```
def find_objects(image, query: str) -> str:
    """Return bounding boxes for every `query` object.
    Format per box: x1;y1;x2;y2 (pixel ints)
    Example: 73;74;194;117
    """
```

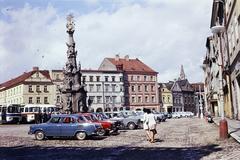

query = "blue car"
28;114;103;140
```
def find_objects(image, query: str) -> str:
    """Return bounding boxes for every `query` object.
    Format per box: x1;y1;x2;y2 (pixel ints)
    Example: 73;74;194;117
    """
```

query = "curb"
213;118;240;143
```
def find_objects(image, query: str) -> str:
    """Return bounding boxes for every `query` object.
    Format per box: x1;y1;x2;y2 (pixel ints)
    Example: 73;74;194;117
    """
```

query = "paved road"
0;118;240;160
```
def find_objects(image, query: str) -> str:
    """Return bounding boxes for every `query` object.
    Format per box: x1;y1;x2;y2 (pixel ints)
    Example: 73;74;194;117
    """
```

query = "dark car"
28;114;103;140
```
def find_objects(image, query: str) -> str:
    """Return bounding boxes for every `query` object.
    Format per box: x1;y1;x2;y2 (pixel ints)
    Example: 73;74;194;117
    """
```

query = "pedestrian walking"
143;108;151;141
147;109;157;143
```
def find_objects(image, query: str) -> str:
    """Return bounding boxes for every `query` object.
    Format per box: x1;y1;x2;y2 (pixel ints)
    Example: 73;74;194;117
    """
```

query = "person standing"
147;109;157;143
143;108;151;141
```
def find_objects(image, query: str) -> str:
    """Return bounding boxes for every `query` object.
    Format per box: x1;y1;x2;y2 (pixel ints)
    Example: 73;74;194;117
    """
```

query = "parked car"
93;112;123;131
172;112;181;118
110;112;141;130
28;114;103;140
80;113;115;136
152;111;167;122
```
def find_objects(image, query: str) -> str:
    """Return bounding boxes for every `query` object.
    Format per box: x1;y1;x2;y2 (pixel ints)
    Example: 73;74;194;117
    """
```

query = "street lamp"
211;24;228;140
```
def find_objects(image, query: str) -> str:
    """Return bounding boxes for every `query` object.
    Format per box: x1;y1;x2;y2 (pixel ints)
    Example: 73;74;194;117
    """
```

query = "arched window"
96;108;103;113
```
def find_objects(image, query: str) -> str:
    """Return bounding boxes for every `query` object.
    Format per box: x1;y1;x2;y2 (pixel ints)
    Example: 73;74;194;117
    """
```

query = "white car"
172;112;181;118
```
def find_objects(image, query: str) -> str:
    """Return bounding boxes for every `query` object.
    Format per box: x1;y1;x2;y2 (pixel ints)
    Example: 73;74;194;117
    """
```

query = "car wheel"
127;122;136;130
97;129;106;136
35;131;45;140
76;131;87;140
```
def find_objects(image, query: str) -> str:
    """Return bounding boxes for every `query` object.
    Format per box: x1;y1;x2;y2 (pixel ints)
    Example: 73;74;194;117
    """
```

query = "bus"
21;104;58;123
0;104;22;124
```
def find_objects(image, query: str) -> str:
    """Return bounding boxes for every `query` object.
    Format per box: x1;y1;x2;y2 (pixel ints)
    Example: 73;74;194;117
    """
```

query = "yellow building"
0;67;55;105
159;82;173;112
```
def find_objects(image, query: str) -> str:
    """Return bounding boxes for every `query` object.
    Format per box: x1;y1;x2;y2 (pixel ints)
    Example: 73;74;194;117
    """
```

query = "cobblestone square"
0;118;240;160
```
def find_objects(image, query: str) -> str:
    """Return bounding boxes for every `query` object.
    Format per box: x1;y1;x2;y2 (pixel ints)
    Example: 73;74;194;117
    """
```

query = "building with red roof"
0;67;55;105
99;55;160;111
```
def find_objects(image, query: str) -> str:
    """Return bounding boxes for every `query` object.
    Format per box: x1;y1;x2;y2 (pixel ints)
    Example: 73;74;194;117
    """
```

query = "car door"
61;116;78;136
44;117;61;136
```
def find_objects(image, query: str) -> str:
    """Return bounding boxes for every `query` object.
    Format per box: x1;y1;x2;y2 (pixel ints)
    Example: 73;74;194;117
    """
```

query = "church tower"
179;65;186;80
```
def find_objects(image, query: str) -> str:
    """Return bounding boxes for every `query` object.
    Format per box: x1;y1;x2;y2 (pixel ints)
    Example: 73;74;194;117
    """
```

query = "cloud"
0;1;212;84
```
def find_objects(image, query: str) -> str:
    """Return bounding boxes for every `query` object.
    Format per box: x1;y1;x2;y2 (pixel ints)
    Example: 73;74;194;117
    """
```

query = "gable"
25;72;51;82
98;58;117;71
171;82;182;92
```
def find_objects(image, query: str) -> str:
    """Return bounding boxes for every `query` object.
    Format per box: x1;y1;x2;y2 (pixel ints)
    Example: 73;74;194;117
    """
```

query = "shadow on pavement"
0;144;222;160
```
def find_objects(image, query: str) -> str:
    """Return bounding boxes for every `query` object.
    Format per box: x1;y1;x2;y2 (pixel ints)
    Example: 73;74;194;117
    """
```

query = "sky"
0;0;212;84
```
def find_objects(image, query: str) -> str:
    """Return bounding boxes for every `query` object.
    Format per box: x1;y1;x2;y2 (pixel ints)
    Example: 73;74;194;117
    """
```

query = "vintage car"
28;114;103;140
110;112;142;130
93;112;123;131
80;113;115;136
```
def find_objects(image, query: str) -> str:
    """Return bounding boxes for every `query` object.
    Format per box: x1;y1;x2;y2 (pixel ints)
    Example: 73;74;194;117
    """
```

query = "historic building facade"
158;82;174;112
50;69;125;112
99;55;160;111
203;0;240;119
171;66;195;113
226;0;240;119
0;67;55;106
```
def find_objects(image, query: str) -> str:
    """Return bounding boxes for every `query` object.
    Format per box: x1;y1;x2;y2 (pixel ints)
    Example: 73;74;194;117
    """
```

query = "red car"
80;113;113;136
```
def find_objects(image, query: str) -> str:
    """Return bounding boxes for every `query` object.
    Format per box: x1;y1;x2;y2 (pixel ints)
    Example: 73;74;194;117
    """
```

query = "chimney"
33;67;39;71
124;55;129;61
115;54;120;61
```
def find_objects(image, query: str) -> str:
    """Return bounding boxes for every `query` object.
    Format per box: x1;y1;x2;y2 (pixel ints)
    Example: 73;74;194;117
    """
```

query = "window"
137;76;140;81
105;84;109;92
152;96;155;103
36;85;40;92
112;85;116;92
89;84;94;92
89;96;95;104
138;85;141;92
44;97;48;104
29;97;33;104
56;74;60;80
145;85;148;92
105;76;109;82
63;117;75;123
96;76;100;82
138;96;142;103
131;76;134;81
151;85;154;92
112;76;115;82
36;97;41;104
112;96;117;104
82;76;86;83
44;85;48;92
144;76;147;81
120;76;123;82
28;85;33;92
131;85;135;92
50;117;60;123
168;96;170;103
132;96;135;103
163;96;165;103
89;76;93;82
145;96;149;103
106;96;110;103
57;96;60;103
96;84;101;92
97;96;102;103
150;76;153;81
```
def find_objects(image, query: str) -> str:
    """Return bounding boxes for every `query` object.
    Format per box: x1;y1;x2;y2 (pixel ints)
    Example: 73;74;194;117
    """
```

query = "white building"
50;69;125;112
